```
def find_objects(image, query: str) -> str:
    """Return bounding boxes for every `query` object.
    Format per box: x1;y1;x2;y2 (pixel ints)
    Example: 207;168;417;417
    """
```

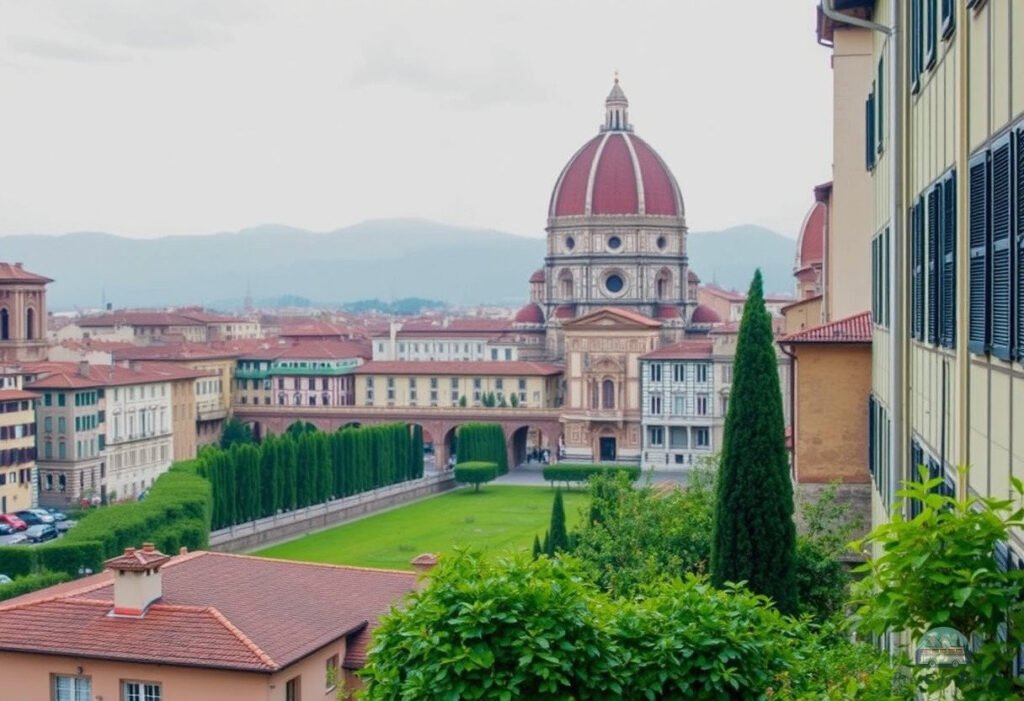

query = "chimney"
409;553;438;590
78;360;90;378
105;543;171;617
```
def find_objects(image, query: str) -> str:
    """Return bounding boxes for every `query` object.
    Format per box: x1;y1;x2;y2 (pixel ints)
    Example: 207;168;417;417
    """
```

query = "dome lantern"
602;73;632;133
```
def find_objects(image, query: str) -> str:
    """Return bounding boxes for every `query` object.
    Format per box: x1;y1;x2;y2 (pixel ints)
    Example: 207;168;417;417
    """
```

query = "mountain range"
0;219;796;311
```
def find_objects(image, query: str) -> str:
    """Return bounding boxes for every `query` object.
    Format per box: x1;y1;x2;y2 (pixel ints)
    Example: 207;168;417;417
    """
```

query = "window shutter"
1017;127;1024;362
911;0;922;93
865;93;876;171
909;439;923;519
868;395;876;478
968;150;990;354
927;186;940;344
876;57;884;151
941;0;955;38
911;200;925;340
941;172;957;348
991;135;1013;360
884;228;891;327
925;0;937;68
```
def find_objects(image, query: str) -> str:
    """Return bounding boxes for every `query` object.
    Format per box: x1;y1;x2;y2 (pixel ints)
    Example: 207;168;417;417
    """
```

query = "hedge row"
202;422;424;530
542;464;642;485
0;572;72;602
454;462;498;492
457;423;509;475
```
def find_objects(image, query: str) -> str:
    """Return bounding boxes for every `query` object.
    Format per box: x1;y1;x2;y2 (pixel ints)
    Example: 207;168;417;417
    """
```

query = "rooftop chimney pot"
142;543;155;553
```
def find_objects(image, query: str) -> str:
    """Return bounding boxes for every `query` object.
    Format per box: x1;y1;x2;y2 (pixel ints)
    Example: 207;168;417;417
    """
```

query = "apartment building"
0;371;38;513
234;341;368;408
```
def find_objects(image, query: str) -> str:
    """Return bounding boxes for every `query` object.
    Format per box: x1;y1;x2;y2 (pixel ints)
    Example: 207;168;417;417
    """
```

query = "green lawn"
254;485;586;570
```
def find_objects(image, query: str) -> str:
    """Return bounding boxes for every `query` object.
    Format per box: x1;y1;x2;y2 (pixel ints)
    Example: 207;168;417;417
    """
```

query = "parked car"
2;533;27;545
55;519;77;533
0;574;12;585
0;523;16;536
44;508;67;522
16;509;54;525
24;524;58;543
0;514;27;531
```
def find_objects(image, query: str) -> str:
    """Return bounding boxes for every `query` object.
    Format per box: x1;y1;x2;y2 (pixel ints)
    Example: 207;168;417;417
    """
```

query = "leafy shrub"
36;541;104;578
0;547;34;578
542;463;641;485
0;572;72;602
453;462;498;492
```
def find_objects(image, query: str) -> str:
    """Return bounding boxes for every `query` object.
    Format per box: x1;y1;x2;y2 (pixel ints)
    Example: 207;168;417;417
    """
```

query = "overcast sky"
0;1;832;240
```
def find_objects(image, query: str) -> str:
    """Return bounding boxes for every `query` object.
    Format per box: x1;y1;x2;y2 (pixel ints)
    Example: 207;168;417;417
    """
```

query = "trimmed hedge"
0;547;34;578
36;541;105;578
542;464;642;486
456;423;509;475
454;462;499;492
0;572;72;602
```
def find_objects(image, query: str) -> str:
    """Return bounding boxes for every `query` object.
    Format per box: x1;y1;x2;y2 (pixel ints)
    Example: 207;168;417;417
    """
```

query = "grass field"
254;485;587;570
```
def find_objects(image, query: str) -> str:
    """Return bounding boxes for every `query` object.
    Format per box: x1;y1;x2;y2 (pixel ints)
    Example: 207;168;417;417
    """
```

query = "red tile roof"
0;389;39;402
22;361;179;389
514;303;545;324
529;269;546;283
654;304;681;320
0;551;416;672
640;340;714;360
105;545;171;572
278;322;350;338
690;303;722;324
796;200;827;268
77;312;207;328
354;360;563;376
0;262;52;284
780;310;873;344
113;343;243;361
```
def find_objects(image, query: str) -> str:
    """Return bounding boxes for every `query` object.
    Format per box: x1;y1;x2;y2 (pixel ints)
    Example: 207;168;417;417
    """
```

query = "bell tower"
0;262;52;363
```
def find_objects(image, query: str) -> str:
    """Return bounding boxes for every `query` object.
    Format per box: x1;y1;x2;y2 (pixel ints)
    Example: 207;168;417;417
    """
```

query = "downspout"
956;0;969;500
780;342;797;482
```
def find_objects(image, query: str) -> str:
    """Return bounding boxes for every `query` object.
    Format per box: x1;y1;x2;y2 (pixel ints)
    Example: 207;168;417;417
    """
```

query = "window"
650;394;662;415
285;676;300;701
44;416;52;432
608;235;622;250
605;274;624;294
53;674;91;701
939;172;957;347
990;134;1013;360
58;417;66;433
57;393;65;407
910;0;922;93
911;197;925;340
693;427;710;448
927;185;940;344
864;88;876;170
672;394;685;415
647;426;664;447
669;426;688;449
696;394;709;416
941;0;955;38
601;379;615;409
695;364;709;383
924;0;936;69
123;680;161;701
649;363;662;382
872;228;891;328
876;56;884;153
326;654;340;690
672;363;685;382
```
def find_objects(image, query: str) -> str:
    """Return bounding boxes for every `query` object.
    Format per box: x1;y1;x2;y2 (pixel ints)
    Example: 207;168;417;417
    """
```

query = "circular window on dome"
565;236;575;251
608;235;622;251
656;236;667;250
605;274;625;294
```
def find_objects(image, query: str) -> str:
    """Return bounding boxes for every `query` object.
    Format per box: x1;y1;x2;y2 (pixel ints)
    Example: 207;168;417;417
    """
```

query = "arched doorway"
0;308;8;340
509;425;554;467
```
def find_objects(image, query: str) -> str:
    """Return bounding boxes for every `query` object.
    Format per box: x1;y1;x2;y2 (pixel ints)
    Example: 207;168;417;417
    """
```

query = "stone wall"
209;472;457;553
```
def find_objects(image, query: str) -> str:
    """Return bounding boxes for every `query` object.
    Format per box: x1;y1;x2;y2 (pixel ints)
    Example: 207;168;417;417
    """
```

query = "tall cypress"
548;489;568;554
710;270;797;614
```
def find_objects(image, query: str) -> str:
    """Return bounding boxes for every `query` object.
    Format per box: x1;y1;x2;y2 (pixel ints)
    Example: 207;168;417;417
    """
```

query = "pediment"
563;306;662;331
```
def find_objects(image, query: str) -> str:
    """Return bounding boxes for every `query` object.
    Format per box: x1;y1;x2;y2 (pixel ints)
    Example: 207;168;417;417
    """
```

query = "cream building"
0;371;38;513
103;373;173;500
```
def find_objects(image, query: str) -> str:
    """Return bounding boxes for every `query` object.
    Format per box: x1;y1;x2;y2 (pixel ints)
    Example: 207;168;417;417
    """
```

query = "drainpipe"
779;342;797;481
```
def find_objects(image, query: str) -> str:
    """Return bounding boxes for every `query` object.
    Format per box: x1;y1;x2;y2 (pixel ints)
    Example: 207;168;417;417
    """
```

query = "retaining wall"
209;472;457;552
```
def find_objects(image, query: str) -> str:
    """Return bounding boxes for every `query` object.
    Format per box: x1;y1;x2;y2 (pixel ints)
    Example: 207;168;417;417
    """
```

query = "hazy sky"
0;1;832;240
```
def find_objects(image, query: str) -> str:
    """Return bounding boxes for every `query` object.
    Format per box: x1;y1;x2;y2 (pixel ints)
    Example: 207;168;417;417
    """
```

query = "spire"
602;72;631;132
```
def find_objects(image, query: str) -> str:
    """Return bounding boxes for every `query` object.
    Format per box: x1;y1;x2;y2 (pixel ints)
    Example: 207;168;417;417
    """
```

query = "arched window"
25;308;34;340
58;474;67;492
559;271;573;299
293;392;302;405
655;270;672;300
0;308;8;340
278;392;286;405
322;392;331;405
601;379;615;409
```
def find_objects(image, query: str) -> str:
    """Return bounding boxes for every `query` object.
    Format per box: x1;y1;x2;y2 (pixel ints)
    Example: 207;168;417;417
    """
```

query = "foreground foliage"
360;551;905;700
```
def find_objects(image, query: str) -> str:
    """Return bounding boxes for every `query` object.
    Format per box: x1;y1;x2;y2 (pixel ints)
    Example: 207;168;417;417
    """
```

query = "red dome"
529;269;546;284
514;302;545;324
687;270;700;284
549;132;683;218
795;200;826;271
690;304;722;324
553;304;576;319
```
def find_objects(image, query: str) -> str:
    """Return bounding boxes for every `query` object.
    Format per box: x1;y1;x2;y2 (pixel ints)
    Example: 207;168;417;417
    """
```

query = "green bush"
36;541;105;578
453;461;498;492
0;572;72;602
542;464;641;485
0;547;35;578
456;423;508;475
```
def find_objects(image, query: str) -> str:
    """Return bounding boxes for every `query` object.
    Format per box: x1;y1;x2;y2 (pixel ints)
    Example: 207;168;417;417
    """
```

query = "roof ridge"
0;575;113;612
206;606;279;670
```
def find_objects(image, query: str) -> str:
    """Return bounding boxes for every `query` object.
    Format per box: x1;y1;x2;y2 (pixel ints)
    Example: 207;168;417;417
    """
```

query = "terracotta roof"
641;340;714;360
710;317;787;336
130;362;217;381
105;545;171;572
687;270;700;284
513;303;545;324
278;322;350;338
700;284;746;302
690;303;722;324
113;343;243;362
654;304;681;320
354;360;563;376
529;269;546;283
0;389;39;402
0;262;52;284
77;312;207;328
274;340;370;361
780;310;873;344
0;551;416;673
22;362;176;389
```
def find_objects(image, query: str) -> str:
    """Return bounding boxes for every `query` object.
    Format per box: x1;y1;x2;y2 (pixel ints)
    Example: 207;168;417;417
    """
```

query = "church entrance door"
599;437;617;462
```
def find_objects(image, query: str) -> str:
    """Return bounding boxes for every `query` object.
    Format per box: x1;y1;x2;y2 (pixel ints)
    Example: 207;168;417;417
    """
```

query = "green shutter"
968;150;990;354
940;171;957;348
927;186;940;344
991;134;1013;360
1016;127;1024;362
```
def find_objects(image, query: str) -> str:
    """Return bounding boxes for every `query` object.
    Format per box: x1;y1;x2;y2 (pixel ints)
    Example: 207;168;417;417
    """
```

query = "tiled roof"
780;310;873;344
640;340;714;360
22;362;179;389
690;303;722;324
0;389;40;401
513;303;545;324
0;551;416;672
275;340;370;361
700;284;746;302
529;269;545;283
354;360;564;376
77;312;206;328
113;343;243;361
105;545;171;572
0;262;52;283
278;322;350;337
710;317;787;336
130;362;217;381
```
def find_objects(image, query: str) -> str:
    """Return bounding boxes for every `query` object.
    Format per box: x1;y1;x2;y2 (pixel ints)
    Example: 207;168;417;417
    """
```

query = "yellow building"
353;361;562;410
822;0;1024;554
0;372;38;513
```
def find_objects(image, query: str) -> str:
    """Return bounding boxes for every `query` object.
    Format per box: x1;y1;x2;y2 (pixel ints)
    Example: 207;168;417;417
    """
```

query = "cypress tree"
542;531;550;557
532;534;542;560
548;489;568;554
260;434;279;517
710;270;797;614
411;425;424;479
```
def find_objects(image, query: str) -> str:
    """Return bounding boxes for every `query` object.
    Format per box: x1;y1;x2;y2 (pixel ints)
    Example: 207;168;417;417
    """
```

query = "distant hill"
0;219;795;310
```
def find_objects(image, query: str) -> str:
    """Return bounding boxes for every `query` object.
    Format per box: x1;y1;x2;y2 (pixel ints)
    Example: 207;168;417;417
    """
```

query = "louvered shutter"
884;228;891;327
991;135;1012;360
909;439;923;519
1017;126;1024;362
927;187;940;344
911;0;922;92
925;0;937;68
876;58;884;151
941;0;954;38
941;172;957;348
912;200;925;340
865;94;875;170
968;151;990;354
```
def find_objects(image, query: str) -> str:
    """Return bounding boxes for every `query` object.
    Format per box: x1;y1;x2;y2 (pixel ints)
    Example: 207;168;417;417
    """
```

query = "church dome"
529;269;546;284
690;304;722;324
795;200;826;273
514;302;545;324
548;79;684;219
